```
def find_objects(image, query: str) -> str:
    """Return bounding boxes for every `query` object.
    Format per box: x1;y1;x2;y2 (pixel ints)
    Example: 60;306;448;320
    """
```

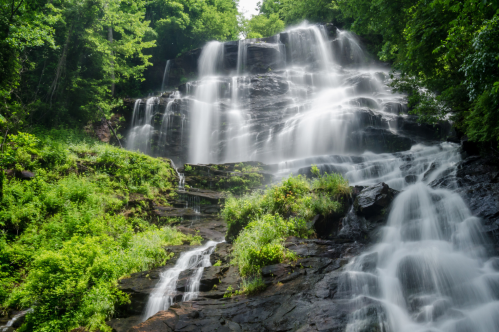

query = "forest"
1;0;499;331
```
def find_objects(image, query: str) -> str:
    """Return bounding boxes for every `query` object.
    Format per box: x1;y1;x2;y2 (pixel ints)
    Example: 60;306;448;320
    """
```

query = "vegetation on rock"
222;168;350;277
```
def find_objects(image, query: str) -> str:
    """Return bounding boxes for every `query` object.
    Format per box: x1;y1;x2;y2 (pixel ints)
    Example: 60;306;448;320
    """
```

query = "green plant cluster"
0;129;200;331
222;168;350;277
223;276;266;297
223;168;350;243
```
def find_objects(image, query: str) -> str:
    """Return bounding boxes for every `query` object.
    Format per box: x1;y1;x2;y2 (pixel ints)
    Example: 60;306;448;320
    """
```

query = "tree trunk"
48;25;73;107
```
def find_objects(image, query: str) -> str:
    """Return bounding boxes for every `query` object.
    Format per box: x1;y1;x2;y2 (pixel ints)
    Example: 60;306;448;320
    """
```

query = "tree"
244;13;284;38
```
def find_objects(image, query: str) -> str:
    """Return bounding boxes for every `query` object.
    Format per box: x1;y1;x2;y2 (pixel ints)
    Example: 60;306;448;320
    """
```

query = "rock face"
354;182;397;218
126;238;366;332
181;162;274;195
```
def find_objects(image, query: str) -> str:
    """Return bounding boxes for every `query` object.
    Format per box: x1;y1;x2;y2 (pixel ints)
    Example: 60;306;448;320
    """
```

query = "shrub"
240;276;267;295
222;191;267;243
223;171;349;277
223;174;312;242
231;214;306;276
311;165;351;198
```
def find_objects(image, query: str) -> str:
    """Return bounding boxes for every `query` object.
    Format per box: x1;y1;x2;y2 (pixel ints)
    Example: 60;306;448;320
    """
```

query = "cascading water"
127;97;157;153
338;171;499;332
188;41;224;164
161;60;171;92
142;241;220;321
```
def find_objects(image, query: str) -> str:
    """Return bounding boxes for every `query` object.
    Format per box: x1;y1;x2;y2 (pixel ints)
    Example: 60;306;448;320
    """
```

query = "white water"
161;60;171;92
142;241;219;321
127;97;157;153
336;150;499;331
170;24;409;164
188;41;224;163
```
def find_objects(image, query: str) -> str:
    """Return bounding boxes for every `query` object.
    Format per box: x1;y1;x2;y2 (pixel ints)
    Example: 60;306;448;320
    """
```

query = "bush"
231;214;307;276
223;171;350;277
223;173;348;242
311;165;351;197
222;191;267;243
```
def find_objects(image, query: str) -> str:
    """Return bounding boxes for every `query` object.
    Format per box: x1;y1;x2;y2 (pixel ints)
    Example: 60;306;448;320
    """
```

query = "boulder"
16;171;35;180
352;127;414;153
354;183;397;218
338;207;368;242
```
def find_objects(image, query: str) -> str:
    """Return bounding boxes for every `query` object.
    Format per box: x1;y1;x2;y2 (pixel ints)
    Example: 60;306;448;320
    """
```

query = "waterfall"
142;241;220;321
124;22;499;331
237;39;247;75
161;60;171;92
188;41;224;164
127;97;157;153
339;178;499;332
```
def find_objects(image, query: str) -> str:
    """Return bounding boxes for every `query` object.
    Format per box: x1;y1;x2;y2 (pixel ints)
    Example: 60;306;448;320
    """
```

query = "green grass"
0;129;200;332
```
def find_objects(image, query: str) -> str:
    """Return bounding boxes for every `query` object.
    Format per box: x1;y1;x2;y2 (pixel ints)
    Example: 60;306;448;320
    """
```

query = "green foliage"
335;0;499;145
224;171;349;276
0;130;198;331
231;214;305;276
213;260;222;267
240;275;267;295
223;191;267;243
223;172;349;243
242;13;285;38
311;168;351;198
217;172;264;195
257;0;346;26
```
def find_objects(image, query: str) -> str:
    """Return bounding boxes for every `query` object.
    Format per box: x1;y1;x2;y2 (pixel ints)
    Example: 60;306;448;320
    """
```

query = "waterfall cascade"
142;241;220;321
126;22;499;331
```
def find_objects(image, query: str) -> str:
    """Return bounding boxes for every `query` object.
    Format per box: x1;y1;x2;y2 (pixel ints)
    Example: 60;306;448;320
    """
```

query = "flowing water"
130;22;499;330
142;241;220;321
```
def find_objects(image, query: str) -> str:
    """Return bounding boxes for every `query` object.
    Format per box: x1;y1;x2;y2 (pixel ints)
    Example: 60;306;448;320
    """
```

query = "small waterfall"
237;39;247;75
158;100;175;144
161;60;171;92
127;97;157;153
142;241;220;321
169;160;185;192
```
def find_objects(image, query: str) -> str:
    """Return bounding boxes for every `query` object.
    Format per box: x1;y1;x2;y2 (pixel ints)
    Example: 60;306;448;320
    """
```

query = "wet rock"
249;73;289;97
405;174;418;184
338;208;368;242
209;242;231;266
125;238;367;332
246;43;286;73
352;127;414;153
461;136;480;156
445;155;499;254
354;183;398;218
